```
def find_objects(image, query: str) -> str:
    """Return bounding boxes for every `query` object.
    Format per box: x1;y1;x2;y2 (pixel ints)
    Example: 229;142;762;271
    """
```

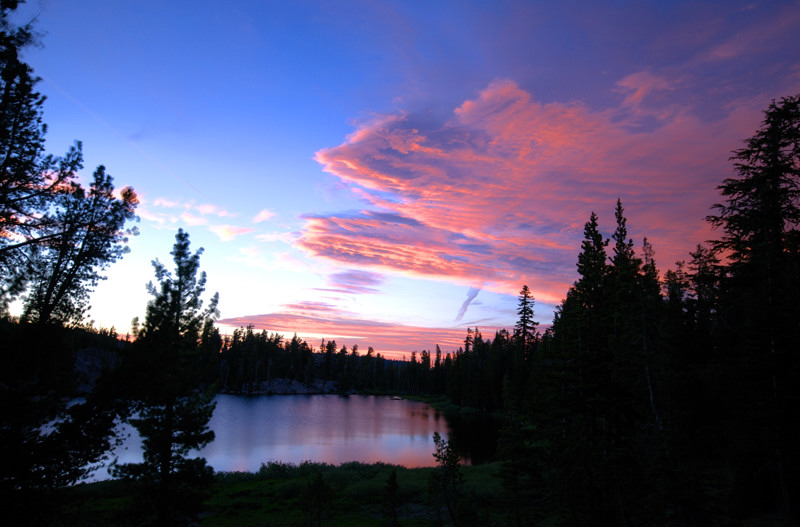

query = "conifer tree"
706;94;800;521
0;3;130;512
514;285;538;361
21;164;138;325
115;229;219;526
0;4;105;310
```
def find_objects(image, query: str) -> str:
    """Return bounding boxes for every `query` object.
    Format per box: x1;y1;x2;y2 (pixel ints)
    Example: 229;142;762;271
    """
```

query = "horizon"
9;0;800;358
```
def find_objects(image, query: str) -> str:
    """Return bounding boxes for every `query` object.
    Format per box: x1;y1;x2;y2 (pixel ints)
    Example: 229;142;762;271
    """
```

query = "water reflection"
203;394;448;471
102;394;494;479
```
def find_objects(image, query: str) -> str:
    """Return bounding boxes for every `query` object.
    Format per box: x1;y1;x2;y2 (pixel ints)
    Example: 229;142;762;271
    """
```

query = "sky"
9;0;800;359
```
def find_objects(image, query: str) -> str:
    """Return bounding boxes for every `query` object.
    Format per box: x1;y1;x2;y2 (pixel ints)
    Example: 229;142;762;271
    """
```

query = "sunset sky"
11;0;800;358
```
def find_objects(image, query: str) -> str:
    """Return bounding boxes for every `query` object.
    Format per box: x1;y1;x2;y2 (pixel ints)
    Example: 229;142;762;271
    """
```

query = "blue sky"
10;0;800;357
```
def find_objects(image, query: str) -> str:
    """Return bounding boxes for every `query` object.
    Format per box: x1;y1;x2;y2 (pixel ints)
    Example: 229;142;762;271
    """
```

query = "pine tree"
21;164;138;325
0;5;101;310
114;229;219;526
0;4;128;514
543;212;615;523
514;285;538;361
706;94;800;521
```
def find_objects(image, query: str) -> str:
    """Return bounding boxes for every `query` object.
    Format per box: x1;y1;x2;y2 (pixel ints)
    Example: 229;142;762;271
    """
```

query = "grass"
51;460;508;526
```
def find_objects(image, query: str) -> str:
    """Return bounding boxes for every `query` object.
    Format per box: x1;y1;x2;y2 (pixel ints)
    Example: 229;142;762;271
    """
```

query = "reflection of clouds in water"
91;394;453;480
196;395;451;472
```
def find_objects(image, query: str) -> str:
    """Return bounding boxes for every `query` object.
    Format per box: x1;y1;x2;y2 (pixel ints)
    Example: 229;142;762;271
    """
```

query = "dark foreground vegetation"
2;1;800;525
29;459;795;527
32;461;504;527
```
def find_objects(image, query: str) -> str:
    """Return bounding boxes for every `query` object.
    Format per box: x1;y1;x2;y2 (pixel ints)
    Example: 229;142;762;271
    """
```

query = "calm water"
99;394;495;479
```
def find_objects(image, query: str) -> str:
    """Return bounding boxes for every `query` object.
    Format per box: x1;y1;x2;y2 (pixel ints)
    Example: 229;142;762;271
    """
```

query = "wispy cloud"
616;72;674;115
456;287;481;321
210;224;254;242
140;198;236;226
305;78;766;305
180;212;207;226
196;204;233;217
253;209;276;223
317;269;385;295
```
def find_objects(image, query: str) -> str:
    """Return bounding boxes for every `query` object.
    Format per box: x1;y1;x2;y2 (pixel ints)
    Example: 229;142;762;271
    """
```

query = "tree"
0;4;129;517
0;3;86;309
544;211;617;523
429;432;469;526
513;284;538;360
21;164;138;325
496;376;541;527
114;229;219;526
706;94;800;522
0;320;127;525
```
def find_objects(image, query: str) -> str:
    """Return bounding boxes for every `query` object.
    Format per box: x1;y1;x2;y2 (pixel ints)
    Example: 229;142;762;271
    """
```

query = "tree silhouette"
21;164;138;325
513;285;538;360
707;94;800;522
429;431;465;526
0;5;130;518
114;229;218;526
0;4;86;310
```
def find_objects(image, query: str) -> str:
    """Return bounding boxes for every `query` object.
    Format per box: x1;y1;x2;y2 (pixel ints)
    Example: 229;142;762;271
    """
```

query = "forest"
2;1;799;525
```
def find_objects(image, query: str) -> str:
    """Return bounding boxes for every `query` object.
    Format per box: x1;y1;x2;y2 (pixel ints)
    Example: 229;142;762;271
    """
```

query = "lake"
99;394;496;479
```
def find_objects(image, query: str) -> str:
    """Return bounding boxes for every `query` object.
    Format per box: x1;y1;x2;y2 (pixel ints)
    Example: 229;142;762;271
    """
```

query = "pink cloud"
616;72;673;110
218;306;478;360
305;79;769;305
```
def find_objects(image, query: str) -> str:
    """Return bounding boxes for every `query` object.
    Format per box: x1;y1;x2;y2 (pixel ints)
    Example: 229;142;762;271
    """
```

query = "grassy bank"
53;461;506;526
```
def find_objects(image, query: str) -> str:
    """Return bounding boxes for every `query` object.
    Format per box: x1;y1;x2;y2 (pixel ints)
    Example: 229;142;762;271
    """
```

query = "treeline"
219;95;800;525
3;0;799;523
214;323;524;407
215;327;395;393
515;96;800;526
401;97;799;525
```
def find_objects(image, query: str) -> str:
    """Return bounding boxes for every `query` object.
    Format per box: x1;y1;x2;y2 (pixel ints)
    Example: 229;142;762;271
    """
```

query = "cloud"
218;306;477;360
253;209;276;223
699;4;800;63
210;224;254;242
140;198;266;242
153;198;181;208
180;212;207;226
317;269;385;295
140;198;236;227
455;287;481;321
255;231;298;244
196;203;233;217
616;72;673;109
305;78;764;305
